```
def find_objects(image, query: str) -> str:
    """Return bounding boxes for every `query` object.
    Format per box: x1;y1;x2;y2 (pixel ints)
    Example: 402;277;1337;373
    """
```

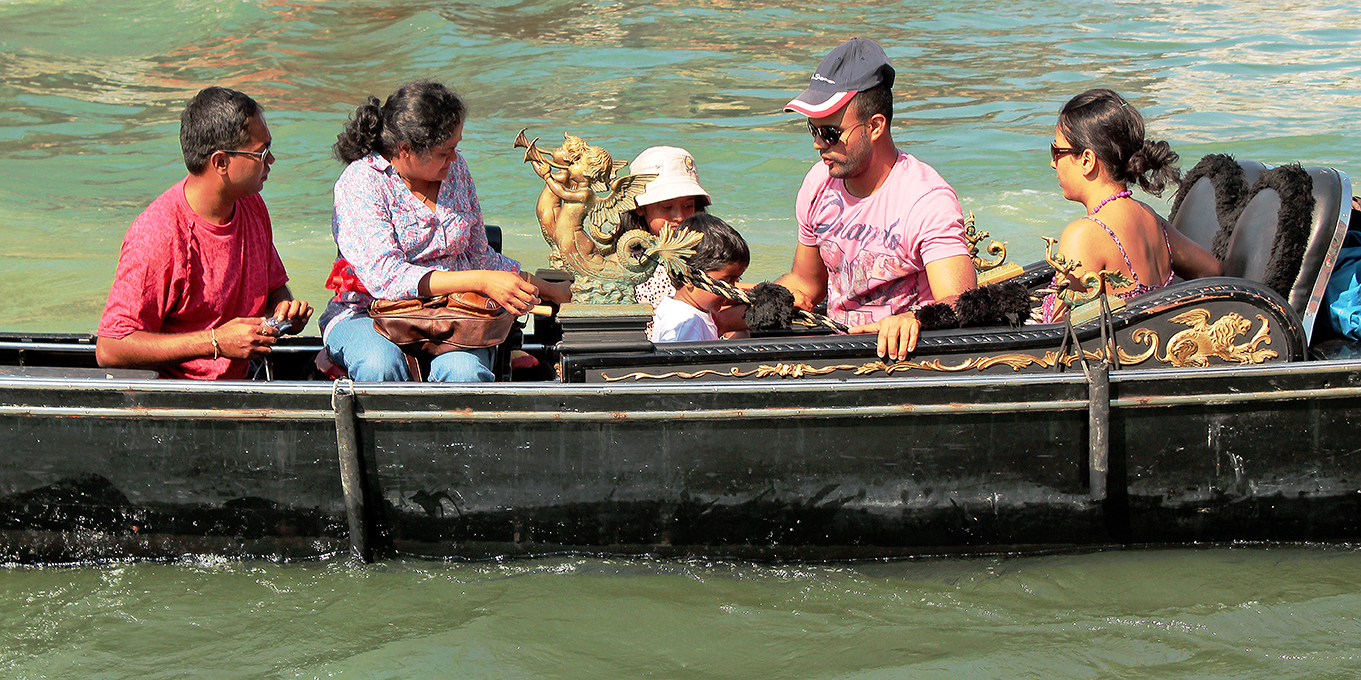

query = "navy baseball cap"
784;38;896;118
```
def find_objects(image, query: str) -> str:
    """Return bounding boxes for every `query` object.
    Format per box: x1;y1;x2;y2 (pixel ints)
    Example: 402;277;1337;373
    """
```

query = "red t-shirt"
97;178;288;379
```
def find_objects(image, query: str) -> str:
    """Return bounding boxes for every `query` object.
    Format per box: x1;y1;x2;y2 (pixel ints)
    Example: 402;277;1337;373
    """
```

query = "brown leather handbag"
369;292;516;356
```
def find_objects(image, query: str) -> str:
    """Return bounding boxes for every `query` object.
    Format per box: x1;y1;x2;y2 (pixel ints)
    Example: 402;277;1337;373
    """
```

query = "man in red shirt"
96;87;312;379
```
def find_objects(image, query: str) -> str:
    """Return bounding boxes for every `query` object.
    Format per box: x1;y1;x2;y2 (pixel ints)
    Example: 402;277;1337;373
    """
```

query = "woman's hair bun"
334;95;388;164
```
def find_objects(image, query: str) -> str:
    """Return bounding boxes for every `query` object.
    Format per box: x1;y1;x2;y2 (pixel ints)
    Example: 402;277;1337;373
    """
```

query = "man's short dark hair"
852;82;893;125
180;87;261;174
670;213;750;288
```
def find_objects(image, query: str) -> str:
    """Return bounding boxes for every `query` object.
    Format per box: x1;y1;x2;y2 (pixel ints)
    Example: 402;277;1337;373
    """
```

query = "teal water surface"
4;0;1361;677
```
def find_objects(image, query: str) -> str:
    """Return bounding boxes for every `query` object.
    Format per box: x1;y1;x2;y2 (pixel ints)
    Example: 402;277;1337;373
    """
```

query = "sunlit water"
3;0;1361;676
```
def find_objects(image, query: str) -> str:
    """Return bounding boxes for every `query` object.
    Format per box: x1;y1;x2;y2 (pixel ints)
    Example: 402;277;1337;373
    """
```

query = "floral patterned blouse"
320;152;519;336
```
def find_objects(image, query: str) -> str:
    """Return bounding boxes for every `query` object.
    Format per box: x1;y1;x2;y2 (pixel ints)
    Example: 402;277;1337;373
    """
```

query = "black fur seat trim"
1232;164;1314;298
1168;153;1251;260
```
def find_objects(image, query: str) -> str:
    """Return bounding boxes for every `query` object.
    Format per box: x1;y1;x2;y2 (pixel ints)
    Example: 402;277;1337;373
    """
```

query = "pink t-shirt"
796;151;969;327
97;178;288;380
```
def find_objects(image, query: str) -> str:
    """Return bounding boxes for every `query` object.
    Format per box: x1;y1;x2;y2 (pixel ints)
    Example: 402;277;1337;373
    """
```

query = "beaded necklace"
1090;189;1132;215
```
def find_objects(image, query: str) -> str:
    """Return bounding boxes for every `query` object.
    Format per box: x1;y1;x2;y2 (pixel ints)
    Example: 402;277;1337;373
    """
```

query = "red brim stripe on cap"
782;90;857;118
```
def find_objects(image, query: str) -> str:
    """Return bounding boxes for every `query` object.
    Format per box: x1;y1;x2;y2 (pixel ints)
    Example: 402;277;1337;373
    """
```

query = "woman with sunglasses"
320;81;571;382
1040;89;1220;322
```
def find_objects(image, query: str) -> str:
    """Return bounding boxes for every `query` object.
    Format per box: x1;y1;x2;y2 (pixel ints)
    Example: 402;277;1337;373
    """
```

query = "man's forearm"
774;273;823;310
96;330;213;369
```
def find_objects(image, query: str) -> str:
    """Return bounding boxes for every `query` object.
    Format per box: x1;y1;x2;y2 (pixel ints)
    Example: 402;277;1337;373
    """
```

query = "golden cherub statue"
514;129;700;303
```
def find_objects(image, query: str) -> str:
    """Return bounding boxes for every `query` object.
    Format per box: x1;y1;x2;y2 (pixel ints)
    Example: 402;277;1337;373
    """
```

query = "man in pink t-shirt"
96;87;312;379
777;39;977;361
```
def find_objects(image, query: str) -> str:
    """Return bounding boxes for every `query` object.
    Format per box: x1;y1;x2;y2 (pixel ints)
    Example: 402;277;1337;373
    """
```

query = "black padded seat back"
1292;167;1352;340
1168;155;1267;256
1169;179;1223;253
485;224;503;253
1221;186;1287;283
1220;165;1352;343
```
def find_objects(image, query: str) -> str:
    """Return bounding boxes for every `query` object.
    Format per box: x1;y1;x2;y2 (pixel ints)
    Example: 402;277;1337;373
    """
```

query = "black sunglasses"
1049;142;1081;161
807;120;867;146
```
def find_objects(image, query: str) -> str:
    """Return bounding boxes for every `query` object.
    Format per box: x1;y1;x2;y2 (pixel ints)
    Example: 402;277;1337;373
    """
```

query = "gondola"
1;156;1355;564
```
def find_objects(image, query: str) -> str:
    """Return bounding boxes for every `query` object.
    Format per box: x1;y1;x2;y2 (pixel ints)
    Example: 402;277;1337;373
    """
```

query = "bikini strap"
1159;223;1175;286
1084;215;1145;288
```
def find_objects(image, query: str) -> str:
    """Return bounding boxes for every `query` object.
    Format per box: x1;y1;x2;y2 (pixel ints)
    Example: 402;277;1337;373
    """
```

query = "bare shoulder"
1057;216;1105;249
1055;216;1120;272
1132;198;1166;218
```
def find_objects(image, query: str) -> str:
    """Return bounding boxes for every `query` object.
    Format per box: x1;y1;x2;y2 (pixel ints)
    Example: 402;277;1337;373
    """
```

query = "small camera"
263;316;293;333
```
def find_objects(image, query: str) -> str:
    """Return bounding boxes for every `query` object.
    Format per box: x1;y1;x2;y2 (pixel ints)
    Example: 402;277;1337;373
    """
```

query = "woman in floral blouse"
320;81;570;381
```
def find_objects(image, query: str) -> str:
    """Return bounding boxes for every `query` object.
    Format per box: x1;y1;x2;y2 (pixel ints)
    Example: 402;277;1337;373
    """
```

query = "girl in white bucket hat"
623;146;712;310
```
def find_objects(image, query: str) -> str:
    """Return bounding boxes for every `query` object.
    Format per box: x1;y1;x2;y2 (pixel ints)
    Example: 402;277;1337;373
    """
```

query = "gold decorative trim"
602;347;1145;382
1133;311;1277;367
976;262;1025;286
965;212;1009;273
599;310;1277;382
1039;236;1134;310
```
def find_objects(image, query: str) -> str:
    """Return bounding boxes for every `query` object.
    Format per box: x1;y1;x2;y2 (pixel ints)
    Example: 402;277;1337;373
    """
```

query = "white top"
651;296;718;343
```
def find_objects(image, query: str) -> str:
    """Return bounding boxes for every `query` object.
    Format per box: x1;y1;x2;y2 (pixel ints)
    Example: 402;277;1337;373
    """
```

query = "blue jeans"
325;315;496;382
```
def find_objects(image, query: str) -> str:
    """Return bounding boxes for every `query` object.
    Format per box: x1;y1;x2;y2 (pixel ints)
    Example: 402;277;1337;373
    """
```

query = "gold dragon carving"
965;212;1007;273
967;212;1026;286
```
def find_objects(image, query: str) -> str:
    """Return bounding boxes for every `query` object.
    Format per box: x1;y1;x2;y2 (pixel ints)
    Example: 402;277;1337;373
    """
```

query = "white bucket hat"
628;146;710;207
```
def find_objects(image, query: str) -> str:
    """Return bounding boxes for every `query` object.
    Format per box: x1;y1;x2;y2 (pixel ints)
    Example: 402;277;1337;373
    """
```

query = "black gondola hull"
4;357;1361;563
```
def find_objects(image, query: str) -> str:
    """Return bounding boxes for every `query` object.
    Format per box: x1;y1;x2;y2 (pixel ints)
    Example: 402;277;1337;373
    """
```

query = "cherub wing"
584;172;657;242
589;161;633;194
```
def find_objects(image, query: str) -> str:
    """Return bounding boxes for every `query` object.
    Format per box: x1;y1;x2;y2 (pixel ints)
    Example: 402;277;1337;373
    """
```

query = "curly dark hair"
669;213;750;289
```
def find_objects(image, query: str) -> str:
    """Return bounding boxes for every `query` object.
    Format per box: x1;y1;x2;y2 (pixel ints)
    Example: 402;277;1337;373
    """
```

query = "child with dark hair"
651;214;750;343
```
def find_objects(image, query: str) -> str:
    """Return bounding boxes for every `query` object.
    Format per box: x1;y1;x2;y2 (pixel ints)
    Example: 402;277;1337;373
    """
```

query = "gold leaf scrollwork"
603;351;1095;381
965;212;1008;273
600;363;862;382
598;311;1277;381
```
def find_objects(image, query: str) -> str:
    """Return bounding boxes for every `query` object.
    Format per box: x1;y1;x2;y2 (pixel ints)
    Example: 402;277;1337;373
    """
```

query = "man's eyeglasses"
220;145;272;162
1049;143;1081;161
807;120;866;146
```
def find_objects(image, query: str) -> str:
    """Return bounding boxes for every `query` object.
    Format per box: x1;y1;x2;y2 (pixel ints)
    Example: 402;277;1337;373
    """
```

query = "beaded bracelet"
210;327;221;360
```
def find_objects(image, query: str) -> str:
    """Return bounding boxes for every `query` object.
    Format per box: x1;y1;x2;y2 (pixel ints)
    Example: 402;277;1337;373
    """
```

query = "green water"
4;0;1361;676
5;550;1361;678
